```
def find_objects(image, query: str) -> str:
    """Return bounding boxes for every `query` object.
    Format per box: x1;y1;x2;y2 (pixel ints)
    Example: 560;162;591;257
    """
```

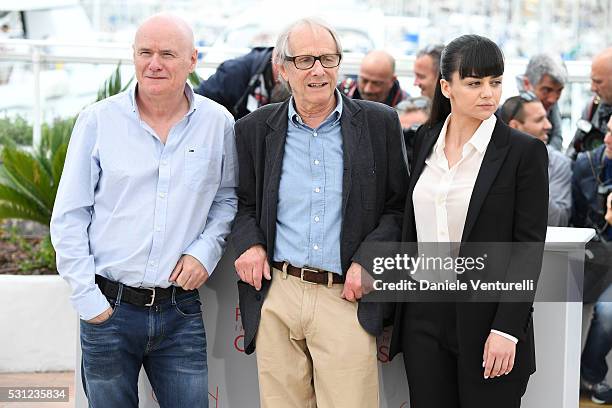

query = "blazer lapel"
261;101;289;253
339;95;362;216
403;123;441;242
264;101;289;195
461;120;510;242
408;123;442;193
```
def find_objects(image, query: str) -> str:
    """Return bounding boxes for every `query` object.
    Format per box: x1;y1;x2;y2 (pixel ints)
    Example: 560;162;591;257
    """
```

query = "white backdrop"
75;251;410;407
75;228;594;407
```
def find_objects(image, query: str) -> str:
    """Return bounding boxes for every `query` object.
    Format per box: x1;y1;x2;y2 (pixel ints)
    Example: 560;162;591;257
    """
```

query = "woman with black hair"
389;35;549;407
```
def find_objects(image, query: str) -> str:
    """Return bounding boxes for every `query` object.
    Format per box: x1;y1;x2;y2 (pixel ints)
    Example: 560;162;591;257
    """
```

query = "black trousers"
401;303;529;408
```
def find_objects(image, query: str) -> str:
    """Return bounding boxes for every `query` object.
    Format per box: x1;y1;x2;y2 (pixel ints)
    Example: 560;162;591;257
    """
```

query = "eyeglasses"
508;90;538;122
284;54;342;70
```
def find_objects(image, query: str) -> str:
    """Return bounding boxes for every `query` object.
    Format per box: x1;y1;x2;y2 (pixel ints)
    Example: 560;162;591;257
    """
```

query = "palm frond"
188;71;202;87
1;146;55;210
0;61;131;233
37;117;74;178
0;202;49;225
97;63;134;102
0;184;50;218
51;143;68;188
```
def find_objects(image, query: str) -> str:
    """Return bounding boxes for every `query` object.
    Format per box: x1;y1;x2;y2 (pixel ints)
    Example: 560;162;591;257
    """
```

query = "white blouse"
412;113;518;344
413;113;495;243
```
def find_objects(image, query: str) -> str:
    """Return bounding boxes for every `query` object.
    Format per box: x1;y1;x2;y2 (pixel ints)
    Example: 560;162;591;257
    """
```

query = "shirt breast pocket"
184;147;222;192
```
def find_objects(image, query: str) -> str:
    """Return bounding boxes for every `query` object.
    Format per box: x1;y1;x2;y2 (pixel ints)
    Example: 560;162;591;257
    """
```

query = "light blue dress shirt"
50;84;238;320
273;92;344;274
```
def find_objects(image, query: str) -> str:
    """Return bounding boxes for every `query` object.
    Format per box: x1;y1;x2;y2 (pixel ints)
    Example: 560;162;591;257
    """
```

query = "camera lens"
583;131;605;152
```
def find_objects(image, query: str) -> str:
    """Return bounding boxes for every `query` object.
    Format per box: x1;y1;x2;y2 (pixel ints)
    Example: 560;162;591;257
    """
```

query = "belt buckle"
300;267;319;285
144;287;156;306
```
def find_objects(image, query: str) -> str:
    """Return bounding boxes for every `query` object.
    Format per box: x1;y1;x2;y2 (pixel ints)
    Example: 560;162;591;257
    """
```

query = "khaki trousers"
255;267;379;408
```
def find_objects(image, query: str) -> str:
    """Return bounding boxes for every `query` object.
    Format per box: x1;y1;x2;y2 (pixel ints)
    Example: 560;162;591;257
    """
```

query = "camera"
599;183;612;215
573;119;606;156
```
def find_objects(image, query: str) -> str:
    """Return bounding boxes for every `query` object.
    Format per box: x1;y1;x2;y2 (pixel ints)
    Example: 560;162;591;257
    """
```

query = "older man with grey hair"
522;53;568;151
229;17;407;408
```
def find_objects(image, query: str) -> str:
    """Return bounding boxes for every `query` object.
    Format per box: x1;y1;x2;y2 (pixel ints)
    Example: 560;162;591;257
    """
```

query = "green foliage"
2;226;55;273
0;62;130;274
18;234;56;273
96;62;134;102
0;115;33;146
188;71;202;87
0;128;68;225
0;63;124;226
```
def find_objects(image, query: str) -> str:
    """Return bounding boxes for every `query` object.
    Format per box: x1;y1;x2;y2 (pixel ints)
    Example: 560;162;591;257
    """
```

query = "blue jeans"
582;283;612;383
80;284;208;408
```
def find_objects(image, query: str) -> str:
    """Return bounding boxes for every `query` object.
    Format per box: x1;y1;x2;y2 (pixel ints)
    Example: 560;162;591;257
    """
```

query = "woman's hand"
482;332;516;379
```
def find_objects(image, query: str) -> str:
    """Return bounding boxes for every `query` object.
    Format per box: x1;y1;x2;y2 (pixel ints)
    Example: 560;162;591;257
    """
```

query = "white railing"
0;38;593;148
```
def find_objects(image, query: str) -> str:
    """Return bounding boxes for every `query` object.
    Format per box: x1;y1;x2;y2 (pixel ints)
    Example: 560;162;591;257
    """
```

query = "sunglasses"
508;91;538;122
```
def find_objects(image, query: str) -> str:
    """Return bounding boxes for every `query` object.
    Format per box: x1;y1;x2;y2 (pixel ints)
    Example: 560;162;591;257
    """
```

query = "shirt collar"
434;113;495;156
470;114;496;153
129;83;197;117
288;89;343;127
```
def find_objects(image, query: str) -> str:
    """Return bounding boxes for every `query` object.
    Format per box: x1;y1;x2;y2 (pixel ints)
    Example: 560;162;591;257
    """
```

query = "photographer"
570;48;612;159
194;47;290;119
572;116;612;238
521;54;568;152
338;50;408;107
413;44;444;100
576;115;612;404
501;93;572;226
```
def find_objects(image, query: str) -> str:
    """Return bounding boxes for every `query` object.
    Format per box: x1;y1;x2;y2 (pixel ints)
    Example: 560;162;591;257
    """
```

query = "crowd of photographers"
200;46;611;228
196;45;612;234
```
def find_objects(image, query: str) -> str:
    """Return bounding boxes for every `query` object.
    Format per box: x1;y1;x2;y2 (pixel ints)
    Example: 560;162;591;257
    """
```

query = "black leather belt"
95;275;196;307
271;261;344;285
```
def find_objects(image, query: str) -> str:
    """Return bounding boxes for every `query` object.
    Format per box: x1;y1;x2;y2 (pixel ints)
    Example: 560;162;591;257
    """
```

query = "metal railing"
0;38;594;148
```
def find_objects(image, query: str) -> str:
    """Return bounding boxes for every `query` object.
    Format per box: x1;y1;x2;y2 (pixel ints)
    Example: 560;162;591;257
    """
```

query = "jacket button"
255;294;262;301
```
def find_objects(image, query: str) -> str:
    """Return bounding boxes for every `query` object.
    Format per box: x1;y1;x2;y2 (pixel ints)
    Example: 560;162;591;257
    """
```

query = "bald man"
51;13;237;407
339;49;408;107
591;48;612;106
571;48;612;156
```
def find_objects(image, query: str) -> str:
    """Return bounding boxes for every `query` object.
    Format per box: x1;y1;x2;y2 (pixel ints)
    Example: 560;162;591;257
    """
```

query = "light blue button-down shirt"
273;92;343;274
50;84;238;320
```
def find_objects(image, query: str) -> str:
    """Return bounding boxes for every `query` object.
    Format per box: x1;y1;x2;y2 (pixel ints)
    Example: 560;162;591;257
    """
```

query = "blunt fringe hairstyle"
427;35;505;126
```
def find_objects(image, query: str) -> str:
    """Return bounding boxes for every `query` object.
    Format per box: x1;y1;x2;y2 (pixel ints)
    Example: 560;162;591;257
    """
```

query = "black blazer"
389;117;549;381
229;94;408;354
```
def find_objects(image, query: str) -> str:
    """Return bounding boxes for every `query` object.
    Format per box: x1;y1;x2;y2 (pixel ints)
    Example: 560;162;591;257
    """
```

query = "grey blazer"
229;94;408;354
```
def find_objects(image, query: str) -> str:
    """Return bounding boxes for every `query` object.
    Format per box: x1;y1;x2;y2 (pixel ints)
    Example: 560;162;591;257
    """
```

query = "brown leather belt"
272;261;344;285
